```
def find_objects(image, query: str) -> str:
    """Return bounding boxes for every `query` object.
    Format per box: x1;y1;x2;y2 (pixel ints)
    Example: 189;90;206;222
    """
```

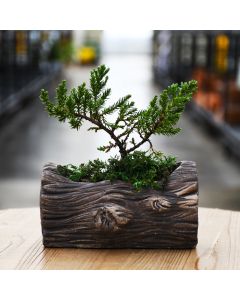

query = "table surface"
0;207;240;270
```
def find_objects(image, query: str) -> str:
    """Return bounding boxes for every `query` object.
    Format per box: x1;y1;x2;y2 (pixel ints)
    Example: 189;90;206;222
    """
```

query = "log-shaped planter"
40;161;198;249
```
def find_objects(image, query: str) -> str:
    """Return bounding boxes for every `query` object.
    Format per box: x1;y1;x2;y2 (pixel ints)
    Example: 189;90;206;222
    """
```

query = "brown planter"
40;161;198;249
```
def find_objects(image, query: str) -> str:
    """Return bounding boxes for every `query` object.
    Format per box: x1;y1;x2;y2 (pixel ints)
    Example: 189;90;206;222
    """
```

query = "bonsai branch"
40;64;198;160
126;117;162;154
75;112;128;158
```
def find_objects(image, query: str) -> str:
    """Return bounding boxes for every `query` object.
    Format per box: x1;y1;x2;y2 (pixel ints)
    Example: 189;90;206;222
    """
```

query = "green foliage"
41;64;197;190
49;41;74;63
40;64;197;158
57;151;177;191
57;159;106;182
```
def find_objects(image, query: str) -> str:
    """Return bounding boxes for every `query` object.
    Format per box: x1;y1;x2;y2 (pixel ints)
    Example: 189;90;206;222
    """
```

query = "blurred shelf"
188;101;240;162
152;30;240;163
0;62;62;121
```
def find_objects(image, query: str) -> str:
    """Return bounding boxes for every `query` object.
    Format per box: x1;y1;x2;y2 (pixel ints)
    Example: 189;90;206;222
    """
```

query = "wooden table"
0;207;240;270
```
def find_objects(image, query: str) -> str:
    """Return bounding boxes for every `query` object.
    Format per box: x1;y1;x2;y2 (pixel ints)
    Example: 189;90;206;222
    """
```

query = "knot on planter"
94;204;132;232
149;197;171;212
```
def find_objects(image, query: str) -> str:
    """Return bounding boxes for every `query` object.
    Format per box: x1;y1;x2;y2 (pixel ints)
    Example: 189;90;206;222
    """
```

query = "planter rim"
42;160;197;186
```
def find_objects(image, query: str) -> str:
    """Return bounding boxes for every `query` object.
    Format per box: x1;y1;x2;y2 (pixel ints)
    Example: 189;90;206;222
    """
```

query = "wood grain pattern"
40;161;198;249
0;207;240;269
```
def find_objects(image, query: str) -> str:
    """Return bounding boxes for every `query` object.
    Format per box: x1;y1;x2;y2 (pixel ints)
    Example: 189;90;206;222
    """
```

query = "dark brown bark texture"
40;161;198;249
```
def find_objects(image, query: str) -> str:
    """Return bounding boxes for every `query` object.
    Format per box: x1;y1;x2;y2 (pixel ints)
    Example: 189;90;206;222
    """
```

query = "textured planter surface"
40;161;198;249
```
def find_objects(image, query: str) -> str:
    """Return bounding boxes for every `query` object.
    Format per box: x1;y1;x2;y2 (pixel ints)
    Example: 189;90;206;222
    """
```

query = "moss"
57;151;177;191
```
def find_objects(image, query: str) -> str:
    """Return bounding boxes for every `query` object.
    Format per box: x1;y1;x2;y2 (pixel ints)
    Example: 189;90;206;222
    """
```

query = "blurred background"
0;30;240;210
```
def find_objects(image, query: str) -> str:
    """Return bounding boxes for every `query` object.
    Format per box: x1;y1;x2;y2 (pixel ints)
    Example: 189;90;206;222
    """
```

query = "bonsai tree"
40;65;197;190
